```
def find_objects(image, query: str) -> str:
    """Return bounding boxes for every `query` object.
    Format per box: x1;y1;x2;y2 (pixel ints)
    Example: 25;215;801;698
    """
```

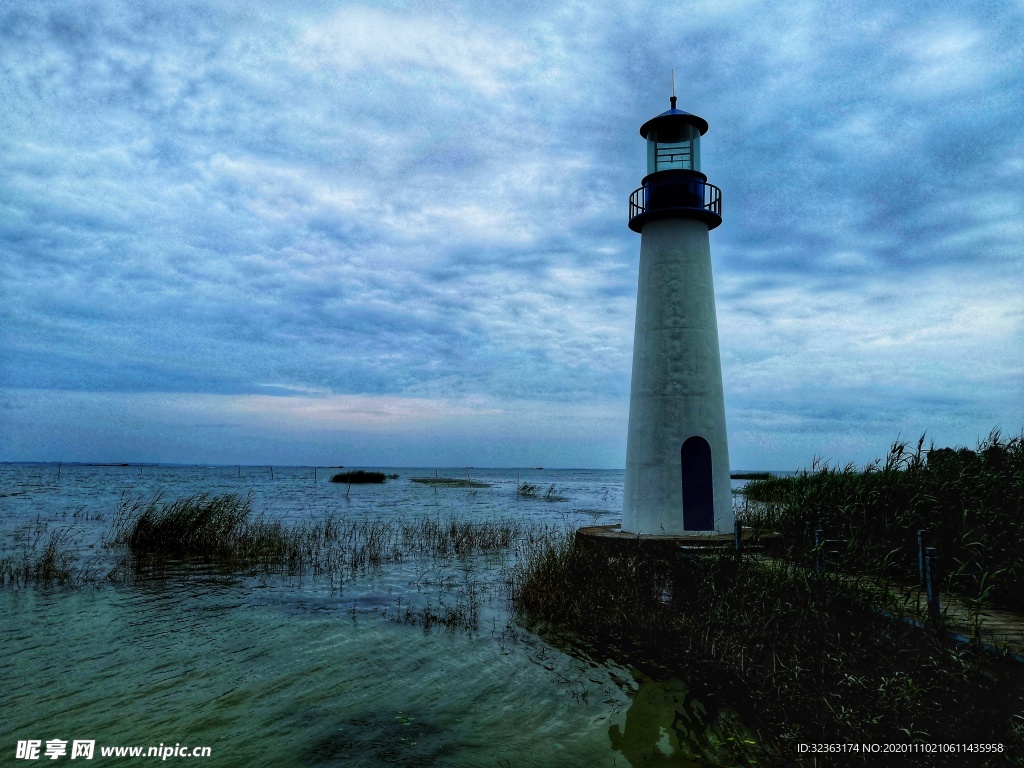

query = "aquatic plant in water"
409;477;490;488
516;482;568;501
100;493;548;584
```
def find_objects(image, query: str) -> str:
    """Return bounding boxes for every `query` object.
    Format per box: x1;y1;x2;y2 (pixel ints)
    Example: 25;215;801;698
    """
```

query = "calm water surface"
1;465;757;767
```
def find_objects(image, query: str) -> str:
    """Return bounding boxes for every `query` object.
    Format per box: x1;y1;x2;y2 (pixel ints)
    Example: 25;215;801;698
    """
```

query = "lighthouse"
621;89;732;536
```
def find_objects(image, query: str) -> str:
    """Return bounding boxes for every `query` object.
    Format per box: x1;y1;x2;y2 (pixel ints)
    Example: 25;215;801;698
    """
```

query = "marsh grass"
330;470;387;484
742;430;1024;610
516;482;568;501
509;531;1024;765
1;527;77;586
102;493;537;586
399;574;484;633
0;520;111;587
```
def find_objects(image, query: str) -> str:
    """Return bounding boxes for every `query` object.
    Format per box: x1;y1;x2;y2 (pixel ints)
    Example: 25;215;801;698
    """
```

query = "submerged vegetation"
743;430;1024;610
409;477;491;488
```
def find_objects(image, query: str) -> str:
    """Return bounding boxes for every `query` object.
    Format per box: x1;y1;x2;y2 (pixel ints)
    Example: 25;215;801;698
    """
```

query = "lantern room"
644;119;702;174
638;96;709;176
629;96;721;233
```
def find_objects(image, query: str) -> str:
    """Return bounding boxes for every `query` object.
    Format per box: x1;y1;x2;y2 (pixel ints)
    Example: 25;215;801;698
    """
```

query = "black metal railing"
629;181;721;222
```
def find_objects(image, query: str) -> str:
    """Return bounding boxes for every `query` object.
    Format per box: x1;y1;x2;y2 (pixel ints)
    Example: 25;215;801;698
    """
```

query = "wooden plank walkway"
753;554;1024;661
884;582;1024;660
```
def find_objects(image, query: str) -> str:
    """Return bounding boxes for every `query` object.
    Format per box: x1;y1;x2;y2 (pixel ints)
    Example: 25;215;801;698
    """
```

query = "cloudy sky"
1;0;1021;469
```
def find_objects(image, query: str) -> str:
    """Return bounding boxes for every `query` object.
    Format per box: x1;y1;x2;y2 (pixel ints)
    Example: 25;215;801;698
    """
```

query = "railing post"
924;547;941;622
917;529;928;584
734;518;743;560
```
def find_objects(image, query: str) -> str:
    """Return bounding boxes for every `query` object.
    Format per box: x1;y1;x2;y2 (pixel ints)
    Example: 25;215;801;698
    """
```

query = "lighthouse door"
681;436;714;530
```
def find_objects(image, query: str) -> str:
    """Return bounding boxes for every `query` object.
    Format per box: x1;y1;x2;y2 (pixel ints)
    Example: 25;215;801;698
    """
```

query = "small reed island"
329;470;398;484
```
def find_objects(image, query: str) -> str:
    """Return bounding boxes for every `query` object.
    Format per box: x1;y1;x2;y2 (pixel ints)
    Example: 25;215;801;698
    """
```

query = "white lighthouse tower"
621;89;732;536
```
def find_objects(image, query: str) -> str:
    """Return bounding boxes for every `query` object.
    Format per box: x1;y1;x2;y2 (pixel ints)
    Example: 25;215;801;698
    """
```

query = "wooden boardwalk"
753;553;1024;662
884;582;1024;660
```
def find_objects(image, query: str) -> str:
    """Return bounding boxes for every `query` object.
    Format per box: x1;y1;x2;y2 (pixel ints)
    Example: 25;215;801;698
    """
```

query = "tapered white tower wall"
622;218;732;534
621;96;732;536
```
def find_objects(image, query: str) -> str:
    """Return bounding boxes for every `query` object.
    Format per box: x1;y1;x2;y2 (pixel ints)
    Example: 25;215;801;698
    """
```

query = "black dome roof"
639;107;709;139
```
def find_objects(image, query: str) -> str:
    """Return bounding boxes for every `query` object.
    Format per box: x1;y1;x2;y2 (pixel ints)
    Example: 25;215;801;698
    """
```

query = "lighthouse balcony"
628;171;722;232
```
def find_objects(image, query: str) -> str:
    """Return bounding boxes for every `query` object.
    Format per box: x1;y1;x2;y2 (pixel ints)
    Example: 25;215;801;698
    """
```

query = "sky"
1;0;1022;470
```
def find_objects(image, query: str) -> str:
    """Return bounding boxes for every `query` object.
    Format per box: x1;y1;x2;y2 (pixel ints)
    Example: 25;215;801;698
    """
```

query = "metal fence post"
924;546;941;622
917;529;928;584
734;518;743;560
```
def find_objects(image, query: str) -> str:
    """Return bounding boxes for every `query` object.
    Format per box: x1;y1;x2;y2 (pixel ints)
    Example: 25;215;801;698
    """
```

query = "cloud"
1;0;1022;468
298;7;534;96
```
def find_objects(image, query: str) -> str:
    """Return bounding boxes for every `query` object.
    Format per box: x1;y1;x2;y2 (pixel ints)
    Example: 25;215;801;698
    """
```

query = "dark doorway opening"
681;436;714;530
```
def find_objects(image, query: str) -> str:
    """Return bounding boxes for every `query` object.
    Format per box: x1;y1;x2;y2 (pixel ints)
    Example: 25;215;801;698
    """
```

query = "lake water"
1;464;758;767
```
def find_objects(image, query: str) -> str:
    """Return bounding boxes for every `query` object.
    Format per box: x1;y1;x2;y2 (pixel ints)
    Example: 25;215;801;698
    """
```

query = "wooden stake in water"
140;463;143;478
238;465;241;478
57;461;61;480
517;471;520;495
314;467;317;483
270;466;274;480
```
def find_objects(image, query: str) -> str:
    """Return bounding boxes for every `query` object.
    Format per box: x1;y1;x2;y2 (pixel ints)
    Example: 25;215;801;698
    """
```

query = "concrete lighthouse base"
622;217;732;536
575;524;779;558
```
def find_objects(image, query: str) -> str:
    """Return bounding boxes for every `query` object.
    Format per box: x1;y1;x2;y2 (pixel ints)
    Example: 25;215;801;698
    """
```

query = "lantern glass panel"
646;123;701;174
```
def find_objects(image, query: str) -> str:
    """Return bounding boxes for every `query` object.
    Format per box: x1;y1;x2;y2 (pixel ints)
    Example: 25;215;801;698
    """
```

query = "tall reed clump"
107;494;290;563
104;493;539;582
509;533;1024;766
743;430;1024;610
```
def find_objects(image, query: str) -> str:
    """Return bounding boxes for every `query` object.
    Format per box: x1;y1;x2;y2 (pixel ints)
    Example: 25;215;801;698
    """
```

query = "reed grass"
509;532;1024;766
102;493;535;583
742;430;1024;610
516;482;568;501
0;524;109;587
0;528;76;586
